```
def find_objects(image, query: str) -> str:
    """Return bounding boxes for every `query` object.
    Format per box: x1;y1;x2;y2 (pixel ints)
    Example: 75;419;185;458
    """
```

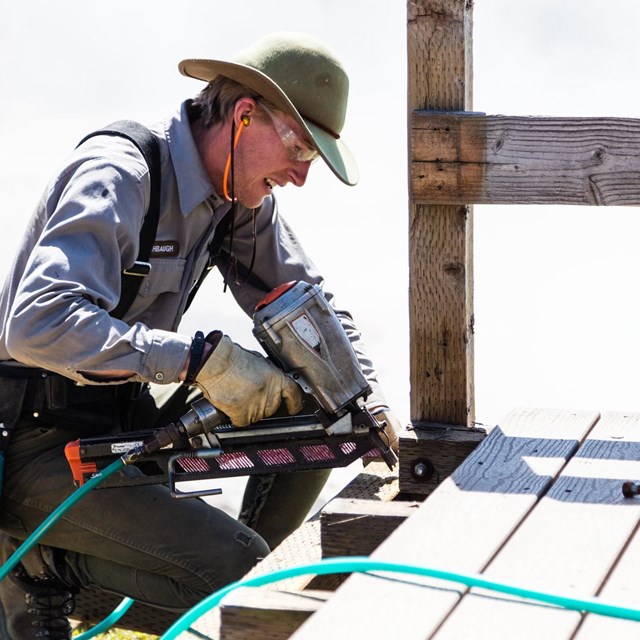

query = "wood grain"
291;408;598;639
216;461;399;638
398;424;486;494
433;411;640;640
220;590;329;640
408;0;475;427
412;112;640;205
320;498;420;558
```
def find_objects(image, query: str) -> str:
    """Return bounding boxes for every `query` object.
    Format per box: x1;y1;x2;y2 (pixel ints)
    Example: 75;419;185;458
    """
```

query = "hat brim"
179;59;358;186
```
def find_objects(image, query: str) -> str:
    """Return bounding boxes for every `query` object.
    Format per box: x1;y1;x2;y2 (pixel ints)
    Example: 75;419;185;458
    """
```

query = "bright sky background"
2;0;640;438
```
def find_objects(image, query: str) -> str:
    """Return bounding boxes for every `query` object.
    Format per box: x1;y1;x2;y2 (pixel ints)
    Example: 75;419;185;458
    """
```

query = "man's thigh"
0;412;268;607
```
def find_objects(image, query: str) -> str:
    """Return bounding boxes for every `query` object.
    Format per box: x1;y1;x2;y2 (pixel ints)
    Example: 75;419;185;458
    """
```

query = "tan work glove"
366;404;404;463
195;335;303;426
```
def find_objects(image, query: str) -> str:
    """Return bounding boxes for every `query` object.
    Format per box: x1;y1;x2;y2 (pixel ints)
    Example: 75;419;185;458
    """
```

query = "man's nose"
290;161;312;187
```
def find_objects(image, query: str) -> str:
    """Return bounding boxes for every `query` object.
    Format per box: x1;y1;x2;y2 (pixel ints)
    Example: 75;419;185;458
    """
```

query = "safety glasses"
260;104;319;164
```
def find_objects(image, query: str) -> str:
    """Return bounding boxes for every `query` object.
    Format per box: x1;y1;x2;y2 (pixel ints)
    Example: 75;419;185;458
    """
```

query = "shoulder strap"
184;211;233;312
76;120;161;320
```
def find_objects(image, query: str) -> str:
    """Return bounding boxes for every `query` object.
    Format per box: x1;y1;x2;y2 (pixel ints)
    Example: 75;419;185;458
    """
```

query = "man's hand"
195;334;303;426
367;404;404;461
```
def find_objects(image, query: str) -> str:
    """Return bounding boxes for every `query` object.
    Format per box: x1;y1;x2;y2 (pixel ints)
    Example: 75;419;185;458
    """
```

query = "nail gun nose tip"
622;481;640;498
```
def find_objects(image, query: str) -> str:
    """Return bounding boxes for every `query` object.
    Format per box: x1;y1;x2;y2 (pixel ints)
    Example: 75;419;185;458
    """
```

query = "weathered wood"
220;590;329;640
309;498;419;592
233;461;398;591
304;465;406;591
411;112;640;205
216;461;398;636
398;424;486;494
320;498;420;558
575;509;640;639
408;0;475;427
433;411;640;640
291;408;599;639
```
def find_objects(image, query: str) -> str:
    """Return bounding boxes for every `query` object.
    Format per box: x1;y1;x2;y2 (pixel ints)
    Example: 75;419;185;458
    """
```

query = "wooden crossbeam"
219;498;418;639
320;497;420;558
220;590;330;640
398;424;486;495
412;112;640;205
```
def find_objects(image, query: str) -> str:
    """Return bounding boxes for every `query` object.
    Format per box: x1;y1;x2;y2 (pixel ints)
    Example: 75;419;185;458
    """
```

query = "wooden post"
408;0;474;427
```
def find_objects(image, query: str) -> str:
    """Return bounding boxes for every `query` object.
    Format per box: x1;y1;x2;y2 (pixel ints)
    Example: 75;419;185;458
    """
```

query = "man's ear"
233;97;258;128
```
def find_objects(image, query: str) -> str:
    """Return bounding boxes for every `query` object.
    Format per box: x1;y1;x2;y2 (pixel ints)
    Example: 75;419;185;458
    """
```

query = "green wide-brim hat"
179;32;358;186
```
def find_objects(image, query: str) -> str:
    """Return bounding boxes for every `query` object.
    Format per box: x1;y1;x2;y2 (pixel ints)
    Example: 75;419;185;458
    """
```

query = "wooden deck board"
213;461;399;638
220;590;329;640
431;411;640;639
238;461;399;592
291;408;599;639
319;498;420;558
575;518;640;639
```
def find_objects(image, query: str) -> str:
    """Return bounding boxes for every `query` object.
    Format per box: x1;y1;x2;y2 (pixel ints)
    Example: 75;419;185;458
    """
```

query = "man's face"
232;108;317;209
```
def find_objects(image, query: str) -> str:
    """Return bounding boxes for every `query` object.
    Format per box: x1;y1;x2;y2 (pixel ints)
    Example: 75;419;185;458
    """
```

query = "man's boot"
0;534;76;639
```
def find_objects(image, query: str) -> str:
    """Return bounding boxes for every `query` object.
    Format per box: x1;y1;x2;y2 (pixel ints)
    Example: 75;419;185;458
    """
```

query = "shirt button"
155;372;164;381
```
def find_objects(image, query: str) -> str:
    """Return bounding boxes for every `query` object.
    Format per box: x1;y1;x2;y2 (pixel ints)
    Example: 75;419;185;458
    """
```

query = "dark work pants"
0;379;329;612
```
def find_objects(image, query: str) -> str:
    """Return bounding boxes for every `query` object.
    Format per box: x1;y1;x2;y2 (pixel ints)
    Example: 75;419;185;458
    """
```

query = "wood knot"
443;261;464;278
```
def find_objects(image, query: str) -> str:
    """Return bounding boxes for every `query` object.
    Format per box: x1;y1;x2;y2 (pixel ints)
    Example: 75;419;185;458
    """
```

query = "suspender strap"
76;121;266;316
184;211;233;312
76;120;161;320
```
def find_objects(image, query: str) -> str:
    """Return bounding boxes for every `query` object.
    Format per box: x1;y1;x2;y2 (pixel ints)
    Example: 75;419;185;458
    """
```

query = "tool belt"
0;363;145;446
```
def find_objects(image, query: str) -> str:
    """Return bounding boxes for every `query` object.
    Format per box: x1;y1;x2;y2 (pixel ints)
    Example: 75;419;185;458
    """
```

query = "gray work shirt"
0;101;380;393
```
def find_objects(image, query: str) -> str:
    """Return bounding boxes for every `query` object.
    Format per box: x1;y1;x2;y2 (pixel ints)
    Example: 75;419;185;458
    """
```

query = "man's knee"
216;526;270;585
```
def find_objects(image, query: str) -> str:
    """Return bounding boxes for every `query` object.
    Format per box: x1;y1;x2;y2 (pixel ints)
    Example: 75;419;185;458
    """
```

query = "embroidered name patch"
151;241;180;257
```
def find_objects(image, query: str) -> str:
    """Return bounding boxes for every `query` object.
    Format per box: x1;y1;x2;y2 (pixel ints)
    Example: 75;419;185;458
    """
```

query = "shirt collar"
164;100;226;216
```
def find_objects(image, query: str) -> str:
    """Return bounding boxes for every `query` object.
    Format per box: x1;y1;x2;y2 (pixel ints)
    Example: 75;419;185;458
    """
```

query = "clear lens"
262;106;319;163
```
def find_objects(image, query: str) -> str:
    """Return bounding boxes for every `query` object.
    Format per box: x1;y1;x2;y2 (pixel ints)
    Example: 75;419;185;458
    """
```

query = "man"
0;32;401;637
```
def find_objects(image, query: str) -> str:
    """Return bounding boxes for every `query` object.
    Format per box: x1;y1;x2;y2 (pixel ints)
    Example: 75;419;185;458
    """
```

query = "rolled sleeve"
138;329;192;384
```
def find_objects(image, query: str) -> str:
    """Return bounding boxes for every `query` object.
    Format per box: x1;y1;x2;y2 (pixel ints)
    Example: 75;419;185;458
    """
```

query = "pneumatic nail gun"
65;281;397;498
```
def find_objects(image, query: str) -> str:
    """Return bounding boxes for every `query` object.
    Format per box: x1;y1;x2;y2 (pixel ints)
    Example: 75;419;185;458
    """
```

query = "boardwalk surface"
291;408;640;639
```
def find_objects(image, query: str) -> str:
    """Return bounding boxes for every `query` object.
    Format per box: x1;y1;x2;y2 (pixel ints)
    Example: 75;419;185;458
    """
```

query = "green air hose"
74;596;134;639
3;455;640;639
160;556;640;640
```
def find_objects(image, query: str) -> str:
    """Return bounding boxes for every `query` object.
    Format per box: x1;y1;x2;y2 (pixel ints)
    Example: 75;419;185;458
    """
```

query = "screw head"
410;458;435;482
414;463;428;477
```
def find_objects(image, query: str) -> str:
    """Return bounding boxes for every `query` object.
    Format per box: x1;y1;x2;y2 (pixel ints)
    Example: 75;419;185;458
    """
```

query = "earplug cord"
222;114;257;291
